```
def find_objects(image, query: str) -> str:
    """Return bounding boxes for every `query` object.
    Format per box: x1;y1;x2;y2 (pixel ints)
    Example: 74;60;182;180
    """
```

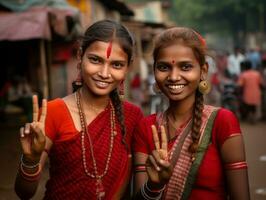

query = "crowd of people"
207;46;265;124
11;19;253;199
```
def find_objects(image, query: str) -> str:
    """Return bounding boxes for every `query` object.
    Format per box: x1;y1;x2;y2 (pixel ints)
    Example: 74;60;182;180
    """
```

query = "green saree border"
181;108;219;200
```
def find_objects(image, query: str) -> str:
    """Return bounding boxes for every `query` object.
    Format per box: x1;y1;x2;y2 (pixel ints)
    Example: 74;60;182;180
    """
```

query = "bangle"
21;154;40;169
224;161;248;170
134;164;146;173
20;163;42;182
141;184;162;200
145;181;165;193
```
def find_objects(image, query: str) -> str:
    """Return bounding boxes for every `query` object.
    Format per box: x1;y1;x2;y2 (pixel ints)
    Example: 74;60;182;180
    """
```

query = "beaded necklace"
76;89;116;199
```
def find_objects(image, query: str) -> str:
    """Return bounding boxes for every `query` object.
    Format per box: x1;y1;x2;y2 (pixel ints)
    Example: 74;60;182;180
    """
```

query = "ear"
200;62;209;80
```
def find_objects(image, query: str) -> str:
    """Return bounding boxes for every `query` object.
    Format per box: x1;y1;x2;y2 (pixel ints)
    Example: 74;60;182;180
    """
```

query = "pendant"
96;179;105;199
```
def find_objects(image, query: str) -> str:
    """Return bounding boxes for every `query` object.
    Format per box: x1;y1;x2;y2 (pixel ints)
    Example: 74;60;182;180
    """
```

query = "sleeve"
213;108;242;147
45;100;59;141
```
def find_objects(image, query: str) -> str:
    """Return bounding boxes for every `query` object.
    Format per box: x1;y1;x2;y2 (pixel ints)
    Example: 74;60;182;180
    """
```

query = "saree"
44;99;143;199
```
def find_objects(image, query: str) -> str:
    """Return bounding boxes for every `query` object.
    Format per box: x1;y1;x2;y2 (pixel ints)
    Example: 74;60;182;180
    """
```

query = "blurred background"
0;0;265;199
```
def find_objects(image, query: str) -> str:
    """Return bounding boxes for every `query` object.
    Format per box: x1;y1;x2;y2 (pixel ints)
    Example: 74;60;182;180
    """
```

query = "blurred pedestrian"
14;20;143;199
133;27;250;200
238;60;264;123
227;47;245;80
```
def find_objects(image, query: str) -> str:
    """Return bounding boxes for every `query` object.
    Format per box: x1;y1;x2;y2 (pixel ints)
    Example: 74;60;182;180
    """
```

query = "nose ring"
167;76;170;80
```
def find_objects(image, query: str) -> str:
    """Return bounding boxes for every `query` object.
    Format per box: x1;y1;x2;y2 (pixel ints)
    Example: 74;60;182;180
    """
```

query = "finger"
151;150;162;164
31;122;45;141
39;99;47;123
32;95;39;122
151;125;160;150
160;125;168;151
148;155;161;171
20;127;25;138
24;123;31;135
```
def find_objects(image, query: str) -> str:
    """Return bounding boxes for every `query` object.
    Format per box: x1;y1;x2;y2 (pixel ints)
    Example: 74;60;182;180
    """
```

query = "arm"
221;135;250;200
14;95;49;199
133;125;172;199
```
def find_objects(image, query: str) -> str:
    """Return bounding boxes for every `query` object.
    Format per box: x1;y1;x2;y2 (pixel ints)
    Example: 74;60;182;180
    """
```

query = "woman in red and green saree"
133;27;250;200
15;19;143;200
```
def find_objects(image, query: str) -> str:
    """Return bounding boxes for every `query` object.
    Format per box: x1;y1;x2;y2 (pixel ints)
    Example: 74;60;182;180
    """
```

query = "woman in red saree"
133;27;250;199
15;20;143;199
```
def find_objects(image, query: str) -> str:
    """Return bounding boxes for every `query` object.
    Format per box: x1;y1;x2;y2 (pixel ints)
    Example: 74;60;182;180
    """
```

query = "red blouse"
44;99;143;199
133;108;242;199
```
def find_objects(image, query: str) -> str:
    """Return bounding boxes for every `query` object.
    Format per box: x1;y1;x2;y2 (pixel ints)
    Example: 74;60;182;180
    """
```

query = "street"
0;116;265;200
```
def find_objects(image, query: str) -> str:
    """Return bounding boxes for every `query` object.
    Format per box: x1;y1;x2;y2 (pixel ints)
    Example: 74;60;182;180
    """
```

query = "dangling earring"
198;80;211;94
119;80;125;100
152;82;161;94
75;62;83;86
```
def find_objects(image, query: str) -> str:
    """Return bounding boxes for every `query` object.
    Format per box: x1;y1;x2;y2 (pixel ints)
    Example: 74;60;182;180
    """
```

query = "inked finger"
151;125;160;150
32;95;39;122
39;99;47;123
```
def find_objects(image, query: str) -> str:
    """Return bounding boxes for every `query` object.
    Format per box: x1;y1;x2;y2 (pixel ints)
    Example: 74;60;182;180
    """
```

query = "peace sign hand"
146;125;173;185
20;95;47;163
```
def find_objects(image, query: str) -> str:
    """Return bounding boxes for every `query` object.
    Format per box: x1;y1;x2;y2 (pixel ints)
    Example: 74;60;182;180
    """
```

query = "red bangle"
224;161;248;170
20;163;42;182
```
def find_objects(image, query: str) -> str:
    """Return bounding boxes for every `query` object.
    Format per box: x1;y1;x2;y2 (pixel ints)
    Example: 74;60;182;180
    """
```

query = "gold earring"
198;80;211;94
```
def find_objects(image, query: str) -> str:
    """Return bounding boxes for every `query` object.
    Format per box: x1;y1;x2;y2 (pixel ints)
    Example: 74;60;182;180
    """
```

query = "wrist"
21;154;40;168
147;179;166;192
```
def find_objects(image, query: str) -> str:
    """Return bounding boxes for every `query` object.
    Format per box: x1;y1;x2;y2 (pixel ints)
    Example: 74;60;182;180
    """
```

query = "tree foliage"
170;0;266;35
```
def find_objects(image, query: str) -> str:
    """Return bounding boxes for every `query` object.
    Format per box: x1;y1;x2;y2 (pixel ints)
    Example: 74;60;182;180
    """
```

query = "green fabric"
181;109;219;200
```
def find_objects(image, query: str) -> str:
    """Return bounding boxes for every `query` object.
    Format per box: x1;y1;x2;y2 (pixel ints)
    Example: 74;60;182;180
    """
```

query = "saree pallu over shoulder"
44;102;137;200
164;105;219;200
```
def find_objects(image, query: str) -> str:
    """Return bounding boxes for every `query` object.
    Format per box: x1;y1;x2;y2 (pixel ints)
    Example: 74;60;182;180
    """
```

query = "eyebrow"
86;53;127;63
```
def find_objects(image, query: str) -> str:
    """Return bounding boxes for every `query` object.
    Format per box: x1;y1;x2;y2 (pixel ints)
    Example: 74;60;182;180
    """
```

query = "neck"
167;96;195;122
80;86;110;112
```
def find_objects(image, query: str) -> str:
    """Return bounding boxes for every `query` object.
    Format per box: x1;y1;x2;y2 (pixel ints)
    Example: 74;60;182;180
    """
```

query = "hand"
20;95;47;163
146;125;173;185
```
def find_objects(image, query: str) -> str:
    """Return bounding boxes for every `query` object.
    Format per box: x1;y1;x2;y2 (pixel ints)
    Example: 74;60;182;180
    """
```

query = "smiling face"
154;42;207;103
80;40;129;98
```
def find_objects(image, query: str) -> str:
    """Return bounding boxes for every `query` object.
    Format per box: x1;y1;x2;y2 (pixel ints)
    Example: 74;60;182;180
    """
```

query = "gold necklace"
76;89;116;199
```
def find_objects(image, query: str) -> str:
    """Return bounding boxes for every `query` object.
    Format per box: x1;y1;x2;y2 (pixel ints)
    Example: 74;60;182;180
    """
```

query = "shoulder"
123;101;143;117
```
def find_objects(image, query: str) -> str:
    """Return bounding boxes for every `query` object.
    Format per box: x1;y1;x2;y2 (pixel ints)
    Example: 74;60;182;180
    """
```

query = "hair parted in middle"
152;26;208;156
73;19;135;150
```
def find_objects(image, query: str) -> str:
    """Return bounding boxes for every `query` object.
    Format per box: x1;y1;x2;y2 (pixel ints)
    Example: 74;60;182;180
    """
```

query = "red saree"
44;99;143;199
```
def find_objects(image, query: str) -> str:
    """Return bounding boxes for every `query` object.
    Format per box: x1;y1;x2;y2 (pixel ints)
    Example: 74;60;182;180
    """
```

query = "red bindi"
106;42;112;59
172;60;175;64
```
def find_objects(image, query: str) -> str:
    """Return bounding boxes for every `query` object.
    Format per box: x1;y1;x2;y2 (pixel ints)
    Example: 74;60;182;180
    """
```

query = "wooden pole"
40;40;49;99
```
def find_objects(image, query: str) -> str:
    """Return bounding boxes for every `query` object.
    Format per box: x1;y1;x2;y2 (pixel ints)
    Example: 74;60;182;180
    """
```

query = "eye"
88;56;101;64
155;63;170;72
112;62;126;69
181;63;193;71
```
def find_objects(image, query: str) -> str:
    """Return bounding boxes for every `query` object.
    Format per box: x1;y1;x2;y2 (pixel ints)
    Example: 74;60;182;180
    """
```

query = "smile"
94;80;110;88
167;84;185;90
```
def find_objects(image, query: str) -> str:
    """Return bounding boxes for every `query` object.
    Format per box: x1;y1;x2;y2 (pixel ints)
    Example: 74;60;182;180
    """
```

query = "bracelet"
20;163;42;182
145;181;165;193
134;164;146;173
141;184;162;200
21;154;40;169
224;161;248;170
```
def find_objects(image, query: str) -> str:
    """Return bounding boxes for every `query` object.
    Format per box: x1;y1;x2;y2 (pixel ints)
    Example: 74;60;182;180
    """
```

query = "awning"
0;6;80;41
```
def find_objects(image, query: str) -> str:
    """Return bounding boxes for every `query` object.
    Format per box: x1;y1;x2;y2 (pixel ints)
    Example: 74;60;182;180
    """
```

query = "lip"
165;83;186;94
93;79;112;89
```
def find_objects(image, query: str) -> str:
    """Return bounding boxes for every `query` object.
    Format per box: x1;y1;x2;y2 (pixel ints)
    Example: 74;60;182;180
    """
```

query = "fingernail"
157;167;161;171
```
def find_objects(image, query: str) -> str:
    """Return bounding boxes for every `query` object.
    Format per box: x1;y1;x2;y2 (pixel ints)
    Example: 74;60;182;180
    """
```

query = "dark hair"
153;27;207;155
73;19;134;150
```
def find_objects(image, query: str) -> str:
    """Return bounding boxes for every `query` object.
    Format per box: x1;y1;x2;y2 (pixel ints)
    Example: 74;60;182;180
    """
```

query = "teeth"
96;81;109;87
168;85;184;90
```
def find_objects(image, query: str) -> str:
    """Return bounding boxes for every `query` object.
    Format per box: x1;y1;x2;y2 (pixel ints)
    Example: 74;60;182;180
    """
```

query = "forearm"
14;154;45;199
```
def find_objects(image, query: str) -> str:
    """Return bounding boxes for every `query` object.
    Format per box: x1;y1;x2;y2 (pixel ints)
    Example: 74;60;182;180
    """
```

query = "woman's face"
80;41;129;97
154;43;207;103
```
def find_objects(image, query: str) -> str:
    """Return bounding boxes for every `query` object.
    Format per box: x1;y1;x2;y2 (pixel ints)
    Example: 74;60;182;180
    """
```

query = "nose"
97;64;111;79
168;67;181;81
